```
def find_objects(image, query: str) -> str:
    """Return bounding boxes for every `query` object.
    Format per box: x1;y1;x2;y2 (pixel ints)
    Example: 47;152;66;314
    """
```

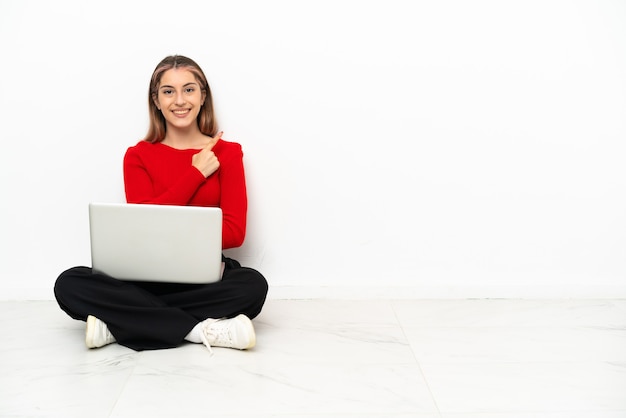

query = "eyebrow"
159;82;199;89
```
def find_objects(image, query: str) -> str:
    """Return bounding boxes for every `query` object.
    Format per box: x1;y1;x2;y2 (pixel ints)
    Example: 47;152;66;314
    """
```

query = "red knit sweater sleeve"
123;140;247;249
216;142;247;249
123;145;206;206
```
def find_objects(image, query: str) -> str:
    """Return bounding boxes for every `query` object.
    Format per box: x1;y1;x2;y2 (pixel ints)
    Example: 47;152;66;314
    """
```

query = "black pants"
54;258;268;351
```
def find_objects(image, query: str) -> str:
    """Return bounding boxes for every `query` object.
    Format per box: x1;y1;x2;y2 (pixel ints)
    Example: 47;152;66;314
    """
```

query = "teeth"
173;110;189;114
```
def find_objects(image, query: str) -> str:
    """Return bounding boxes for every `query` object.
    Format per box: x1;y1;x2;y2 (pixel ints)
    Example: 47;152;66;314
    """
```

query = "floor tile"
111;357;438;417
422;361;626;415
256;298;400;328
403;326;626;364
391;299;626;328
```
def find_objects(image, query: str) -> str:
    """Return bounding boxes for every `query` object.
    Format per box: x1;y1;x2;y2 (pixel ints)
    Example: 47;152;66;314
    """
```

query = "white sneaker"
200;314;256;353
85;315;116;348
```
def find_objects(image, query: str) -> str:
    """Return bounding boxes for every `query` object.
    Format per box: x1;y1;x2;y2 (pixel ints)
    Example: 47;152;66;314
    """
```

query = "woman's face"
154;68;205;131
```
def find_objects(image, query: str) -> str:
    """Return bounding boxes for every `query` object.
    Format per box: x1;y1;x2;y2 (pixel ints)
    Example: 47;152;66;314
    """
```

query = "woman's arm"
123;147;206;206
217;142;247;249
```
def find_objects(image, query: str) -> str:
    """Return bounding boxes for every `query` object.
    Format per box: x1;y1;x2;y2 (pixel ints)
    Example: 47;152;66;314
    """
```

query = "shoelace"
199;331;214;355
200;318;233;356
199;319;219;355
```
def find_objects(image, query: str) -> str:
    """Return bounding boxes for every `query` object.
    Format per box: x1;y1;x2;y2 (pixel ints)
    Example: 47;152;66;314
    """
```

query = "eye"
161;89;173;96
184;87;195;94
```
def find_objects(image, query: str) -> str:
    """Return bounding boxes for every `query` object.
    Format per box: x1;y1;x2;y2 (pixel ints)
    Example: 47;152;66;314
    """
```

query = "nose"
175;91;186;106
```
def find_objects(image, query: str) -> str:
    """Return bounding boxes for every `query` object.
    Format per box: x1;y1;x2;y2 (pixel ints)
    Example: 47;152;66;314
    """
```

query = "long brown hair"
143;55;218;143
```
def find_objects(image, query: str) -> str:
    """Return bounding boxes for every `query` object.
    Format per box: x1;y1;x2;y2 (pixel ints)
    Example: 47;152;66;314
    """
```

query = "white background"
1;0;625;299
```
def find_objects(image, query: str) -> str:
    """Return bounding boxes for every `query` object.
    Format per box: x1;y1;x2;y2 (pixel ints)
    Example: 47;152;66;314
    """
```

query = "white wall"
1;0;625;300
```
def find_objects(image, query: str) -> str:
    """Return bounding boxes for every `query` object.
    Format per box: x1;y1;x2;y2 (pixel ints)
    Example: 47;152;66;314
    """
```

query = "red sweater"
123;139;247;249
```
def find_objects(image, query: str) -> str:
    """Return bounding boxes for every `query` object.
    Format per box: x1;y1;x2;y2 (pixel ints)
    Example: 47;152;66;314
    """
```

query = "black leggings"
54;258;268;351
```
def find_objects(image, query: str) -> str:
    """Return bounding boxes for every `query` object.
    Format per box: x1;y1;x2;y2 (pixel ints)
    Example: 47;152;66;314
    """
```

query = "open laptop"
89;203;223;284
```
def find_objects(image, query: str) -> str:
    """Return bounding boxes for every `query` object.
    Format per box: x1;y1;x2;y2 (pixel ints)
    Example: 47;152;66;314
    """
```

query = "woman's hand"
192;131;222;177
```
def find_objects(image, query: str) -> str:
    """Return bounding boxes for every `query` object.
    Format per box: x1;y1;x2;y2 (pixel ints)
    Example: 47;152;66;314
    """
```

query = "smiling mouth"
172;109;190;116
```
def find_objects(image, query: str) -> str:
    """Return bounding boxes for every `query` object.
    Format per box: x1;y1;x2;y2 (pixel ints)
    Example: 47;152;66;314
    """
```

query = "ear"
152;93;161;110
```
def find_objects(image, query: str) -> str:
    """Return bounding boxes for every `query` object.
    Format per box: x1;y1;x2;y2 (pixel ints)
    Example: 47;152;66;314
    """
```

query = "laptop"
89;203;223;284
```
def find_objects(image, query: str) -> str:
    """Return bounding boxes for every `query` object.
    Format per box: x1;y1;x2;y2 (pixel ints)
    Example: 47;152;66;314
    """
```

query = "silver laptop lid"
89;203;222;284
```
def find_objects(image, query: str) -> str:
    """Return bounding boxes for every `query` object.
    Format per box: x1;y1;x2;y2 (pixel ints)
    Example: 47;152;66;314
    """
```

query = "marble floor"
1;298;625;418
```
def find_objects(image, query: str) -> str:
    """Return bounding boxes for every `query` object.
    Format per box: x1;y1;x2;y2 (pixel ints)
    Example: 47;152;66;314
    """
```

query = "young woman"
54;55;268;353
